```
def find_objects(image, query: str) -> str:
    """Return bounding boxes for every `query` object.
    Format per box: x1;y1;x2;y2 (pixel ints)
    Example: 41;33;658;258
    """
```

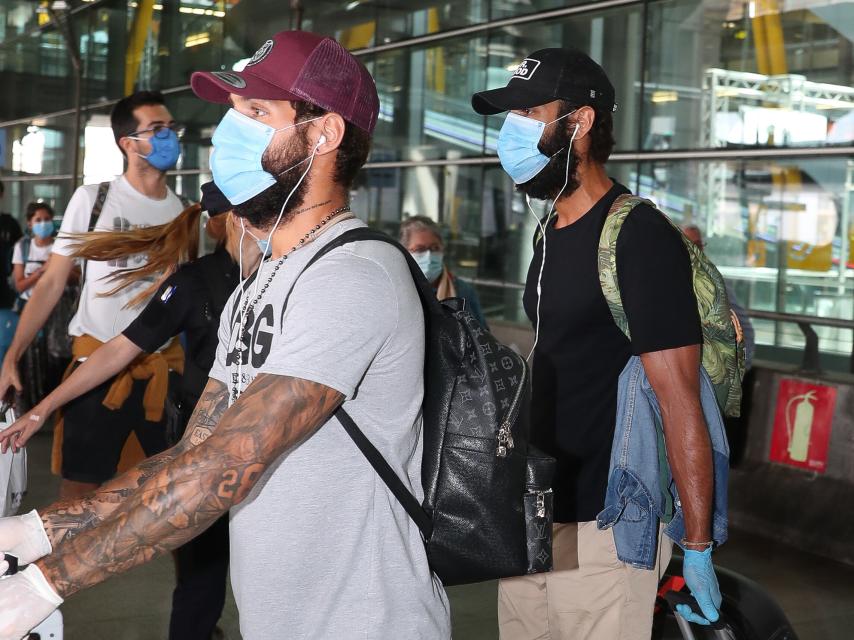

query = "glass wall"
0;0;852;364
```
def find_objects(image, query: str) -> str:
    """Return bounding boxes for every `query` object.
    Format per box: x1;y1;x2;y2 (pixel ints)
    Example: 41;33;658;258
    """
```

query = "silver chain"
231;204;351;402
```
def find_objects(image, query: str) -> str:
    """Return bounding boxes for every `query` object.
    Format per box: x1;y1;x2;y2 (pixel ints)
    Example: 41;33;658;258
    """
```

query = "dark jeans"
170;514;230;640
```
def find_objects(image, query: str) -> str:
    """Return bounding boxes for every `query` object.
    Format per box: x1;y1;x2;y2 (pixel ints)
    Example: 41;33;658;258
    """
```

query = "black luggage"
656;555;799;640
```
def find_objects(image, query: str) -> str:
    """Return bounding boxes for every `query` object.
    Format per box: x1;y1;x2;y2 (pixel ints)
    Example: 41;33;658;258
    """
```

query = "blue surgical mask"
496;111;575;184
243;225;272;258
210;108;321;205
31;220;54;239
131;128;181;171
413;250;444;282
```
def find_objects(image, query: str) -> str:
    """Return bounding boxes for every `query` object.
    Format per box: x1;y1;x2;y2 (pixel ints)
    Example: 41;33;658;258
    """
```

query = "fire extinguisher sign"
769;379;837;473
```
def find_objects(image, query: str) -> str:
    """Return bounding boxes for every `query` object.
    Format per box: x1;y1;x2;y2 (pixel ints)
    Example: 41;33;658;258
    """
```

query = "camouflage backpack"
598;194;745;417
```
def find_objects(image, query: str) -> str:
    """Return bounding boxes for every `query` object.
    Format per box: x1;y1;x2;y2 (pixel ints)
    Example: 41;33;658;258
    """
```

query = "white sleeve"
11;241;23;265
52;186;96;257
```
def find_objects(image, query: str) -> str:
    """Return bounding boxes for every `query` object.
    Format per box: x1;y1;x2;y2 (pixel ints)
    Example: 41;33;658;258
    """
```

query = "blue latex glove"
676;546;722;626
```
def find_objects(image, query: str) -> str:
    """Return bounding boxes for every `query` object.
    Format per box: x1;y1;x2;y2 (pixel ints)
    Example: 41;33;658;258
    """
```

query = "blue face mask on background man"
130;127;181;171
210;108;321;205
413;250;444;282
496;110;573;184
31;220;54;239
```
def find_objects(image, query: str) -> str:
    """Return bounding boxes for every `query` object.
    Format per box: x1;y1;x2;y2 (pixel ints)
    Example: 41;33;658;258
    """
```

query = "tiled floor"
19;431;854;639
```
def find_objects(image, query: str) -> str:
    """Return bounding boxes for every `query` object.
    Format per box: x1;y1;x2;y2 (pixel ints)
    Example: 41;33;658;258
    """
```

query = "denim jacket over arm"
596;356;729;569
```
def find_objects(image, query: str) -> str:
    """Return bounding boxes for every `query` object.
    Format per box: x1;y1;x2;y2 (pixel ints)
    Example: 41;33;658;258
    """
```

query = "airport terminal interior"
1;0;854;638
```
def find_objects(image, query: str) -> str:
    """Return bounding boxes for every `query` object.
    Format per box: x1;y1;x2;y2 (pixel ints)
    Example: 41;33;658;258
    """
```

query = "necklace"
231;204;351;402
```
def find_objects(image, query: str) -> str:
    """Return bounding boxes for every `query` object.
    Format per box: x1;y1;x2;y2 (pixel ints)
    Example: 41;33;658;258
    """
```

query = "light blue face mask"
413;250;444;282
243;225;272;258
31;220;54;239
496;111;574;184
210;108;321;205
129;128;181;171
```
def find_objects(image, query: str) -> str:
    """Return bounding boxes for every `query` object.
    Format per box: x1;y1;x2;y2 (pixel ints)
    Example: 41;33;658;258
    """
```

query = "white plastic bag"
0;408;26;517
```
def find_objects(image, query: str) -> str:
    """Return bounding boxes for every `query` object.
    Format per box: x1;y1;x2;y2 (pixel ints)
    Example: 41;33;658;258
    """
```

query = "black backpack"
286;227;556;586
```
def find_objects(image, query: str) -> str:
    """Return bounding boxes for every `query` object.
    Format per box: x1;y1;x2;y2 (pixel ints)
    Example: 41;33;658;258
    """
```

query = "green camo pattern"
598;194;745;417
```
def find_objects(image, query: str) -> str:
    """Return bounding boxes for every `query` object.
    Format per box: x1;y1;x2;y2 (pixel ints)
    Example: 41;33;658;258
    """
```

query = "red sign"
769;379;837;473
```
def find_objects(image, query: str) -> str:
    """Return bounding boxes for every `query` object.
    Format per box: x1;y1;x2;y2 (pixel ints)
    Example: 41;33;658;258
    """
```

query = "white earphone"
317;134;327;146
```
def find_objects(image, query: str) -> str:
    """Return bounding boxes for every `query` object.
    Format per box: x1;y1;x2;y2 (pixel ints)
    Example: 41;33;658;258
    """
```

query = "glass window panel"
482;4;644;154
0;113;77;179
365;34;491;161
643;0;854;150
636;156;854;359
352;159;638;325
0;178;76;228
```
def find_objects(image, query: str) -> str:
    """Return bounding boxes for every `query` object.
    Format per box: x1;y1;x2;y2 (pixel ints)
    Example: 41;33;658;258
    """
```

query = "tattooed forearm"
40;379;229;547
37;374;343;598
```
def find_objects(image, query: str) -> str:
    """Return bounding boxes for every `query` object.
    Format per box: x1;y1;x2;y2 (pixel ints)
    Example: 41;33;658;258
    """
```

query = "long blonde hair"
65;203;213;308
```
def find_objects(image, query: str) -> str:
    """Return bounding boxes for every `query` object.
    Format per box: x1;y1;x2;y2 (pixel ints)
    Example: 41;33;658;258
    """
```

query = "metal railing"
746;310;854;374
465;278;854;374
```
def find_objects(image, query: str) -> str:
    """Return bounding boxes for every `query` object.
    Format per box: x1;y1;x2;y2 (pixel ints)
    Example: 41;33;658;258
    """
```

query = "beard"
232;127;313;230
515;118;580;202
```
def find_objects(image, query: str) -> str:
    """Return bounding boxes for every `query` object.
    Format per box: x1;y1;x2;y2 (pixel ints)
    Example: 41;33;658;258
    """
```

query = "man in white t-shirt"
0;90;186;499
0;31;451;640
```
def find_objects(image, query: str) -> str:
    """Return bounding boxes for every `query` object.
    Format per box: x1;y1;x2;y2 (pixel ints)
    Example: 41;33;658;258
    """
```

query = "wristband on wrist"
681;538;714;550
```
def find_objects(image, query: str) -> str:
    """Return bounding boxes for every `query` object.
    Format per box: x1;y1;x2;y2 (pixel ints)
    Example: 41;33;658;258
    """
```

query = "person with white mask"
399;215;488;327
472;48;722;639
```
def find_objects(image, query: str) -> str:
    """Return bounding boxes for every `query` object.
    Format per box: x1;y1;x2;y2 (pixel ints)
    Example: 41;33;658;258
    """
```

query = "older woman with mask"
399;215;487;328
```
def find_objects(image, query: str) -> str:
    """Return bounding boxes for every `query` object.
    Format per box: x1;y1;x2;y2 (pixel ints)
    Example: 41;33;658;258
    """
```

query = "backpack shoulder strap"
79;181;111;283
278;226;434;539
89;181;111;232
20;236;31;266
335;407;433;539
597;194;657;339
281;226;442;320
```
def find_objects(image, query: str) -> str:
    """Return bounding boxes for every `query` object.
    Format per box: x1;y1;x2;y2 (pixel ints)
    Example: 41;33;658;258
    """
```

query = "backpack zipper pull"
496;424;514;457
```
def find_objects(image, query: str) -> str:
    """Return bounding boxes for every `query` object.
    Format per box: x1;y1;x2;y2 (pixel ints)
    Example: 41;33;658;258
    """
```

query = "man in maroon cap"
0;31;451;640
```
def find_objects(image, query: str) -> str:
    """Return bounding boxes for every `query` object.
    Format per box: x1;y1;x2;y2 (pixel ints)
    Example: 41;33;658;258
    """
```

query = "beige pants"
498;521;673;640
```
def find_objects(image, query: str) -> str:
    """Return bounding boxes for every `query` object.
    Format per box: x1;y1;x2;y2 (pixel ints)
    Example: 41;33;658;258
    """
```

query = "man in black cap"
473;49;722;639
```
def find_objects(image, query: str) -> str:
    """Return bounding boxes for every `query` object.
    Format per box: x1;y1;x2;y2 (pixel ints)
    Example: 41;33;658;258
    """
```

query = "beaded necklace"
231;204;351;402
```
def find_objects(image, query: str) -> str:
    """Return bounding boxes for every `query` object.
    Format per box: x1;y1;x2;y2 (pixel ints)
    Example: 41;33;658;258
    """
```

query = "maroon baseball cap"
191;30;379;134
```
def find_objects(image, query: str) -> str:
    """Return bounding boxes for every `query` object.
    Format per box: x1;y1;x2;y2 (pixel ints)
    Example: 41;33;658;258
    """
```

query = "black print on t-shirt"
108;217;150;268
224;303;275;368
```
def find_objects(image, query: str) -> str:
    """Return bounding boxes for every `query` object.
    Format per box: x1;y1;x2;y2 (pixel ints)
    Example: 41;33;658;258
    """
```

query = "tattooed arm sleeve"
38;378;230;547
37;374;344;598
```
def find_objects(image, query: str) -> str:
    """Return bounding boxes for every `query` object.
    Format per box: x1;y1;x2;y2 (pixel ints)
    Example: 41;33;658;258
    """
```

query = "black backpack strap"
281;227;442;322
335;407;433;539
20;236;31;266
278;226;437;539
80;181;111;282
89;181;110;232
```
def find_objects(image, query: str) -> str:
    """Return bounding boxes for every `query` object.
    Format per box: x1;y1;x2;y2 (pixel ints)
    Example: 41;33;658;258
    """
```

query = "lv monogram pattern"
447;312;525;439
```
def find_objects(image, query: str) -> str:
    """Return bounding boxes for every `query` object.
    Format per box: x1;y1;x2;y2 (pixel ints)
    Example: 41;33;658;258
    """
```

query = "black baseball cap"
200;181;231;216
472;48;616;115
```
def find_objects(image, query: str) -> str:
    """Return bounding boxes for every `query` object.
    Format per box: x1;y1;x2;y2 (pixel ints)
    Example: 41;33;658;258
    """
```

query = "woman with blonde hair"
0;181;261;640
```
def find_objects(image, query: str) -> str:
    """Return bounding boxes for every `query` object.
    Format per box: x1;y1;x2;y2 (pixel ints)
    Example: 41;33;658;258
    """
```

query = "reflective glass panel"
643;0;854;150
636;156;854;357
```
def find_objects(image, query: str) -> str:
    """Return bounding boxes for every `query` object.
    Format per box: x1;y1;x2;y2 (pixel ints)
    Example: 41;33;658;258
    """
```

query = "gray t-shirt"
209;218;450;640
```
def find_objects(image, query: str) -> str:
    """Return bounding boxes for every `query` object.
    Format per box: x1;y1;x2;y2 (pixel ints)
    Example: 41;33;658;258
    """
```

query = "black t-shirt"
123;246;238;405
0;213;23;309
522;182;701;523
